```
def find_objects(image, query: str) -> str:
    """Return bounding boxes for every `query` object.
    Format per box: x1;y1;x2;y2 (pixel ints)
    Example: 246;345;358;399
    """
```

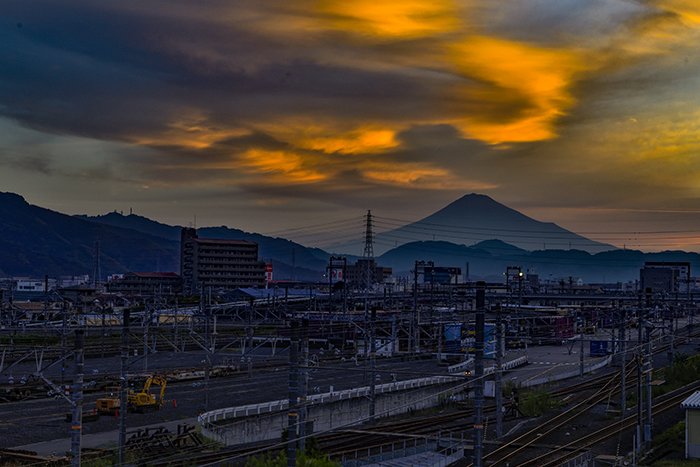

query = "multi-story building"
345;258;393;288
423;266;462;285
107;272;182;296
640;261;691;293
180;228;266;294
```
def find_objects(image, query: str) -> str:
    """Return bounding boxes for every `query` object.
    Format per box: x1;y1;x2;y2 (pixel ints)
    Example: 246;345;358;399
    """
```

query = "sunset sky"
2;1;700;251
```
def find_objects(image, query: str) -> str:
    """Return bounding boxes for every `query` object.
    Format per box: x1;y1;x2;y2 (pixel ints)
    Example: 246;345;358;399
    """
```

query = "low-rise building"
423;266;461;285
345;258;392;288
107;272;182;296
682;391;700;459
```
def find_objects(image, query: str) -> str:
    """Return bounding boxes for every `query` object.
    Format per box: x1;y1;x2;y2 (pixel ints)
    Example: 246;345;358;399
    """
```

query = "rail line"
524;380;700;467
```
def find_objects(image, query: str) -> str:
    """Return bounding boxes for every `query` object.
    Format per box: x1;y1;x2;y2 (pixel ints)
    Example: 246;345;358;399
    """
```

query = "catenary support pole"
495;303;503;438
70;329;85;467
287;320;299;467
619;308;626;417
473;281;485;467
579;312;584;377
636;307;643;453
118;309;130;465
298;319;309;452
413;261;419;353
644;322;653;446
369;307;377;421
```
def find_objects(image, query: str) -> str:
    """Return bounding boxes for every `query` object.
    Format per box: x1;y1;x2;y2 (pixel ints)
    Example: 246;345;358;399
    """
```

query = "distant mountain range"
334;193;614;255
375;240;700;282
78;211;330;281
0;192;178;277
2;191;700;283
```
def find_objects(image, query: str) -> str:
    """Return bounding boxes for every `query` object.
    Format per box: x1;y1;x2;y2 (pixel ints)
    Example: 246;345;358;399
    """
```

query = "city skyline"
2;1;700;250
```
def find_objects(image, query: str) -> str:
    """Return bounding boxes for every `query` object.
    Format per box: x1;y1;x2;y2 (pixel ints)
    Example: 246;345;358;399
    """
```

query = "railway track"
523;380;700;467
468;363;633;467
137;333;693;466
474;327;700;466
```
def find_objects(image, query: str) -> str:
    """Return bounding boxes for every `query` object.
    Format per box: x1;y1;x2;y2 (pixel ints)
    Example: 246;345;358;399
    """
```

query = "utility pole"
619;308;626;416
61;300;67;384
495;303;503;438
667;310;674;365
287;320;299;467
644;321;653;446
70;329;85;467
118;309;130;465
93;239;101;291
204;290;213;413
369;307;377;421
636;306;644;454
413;261;419;353
298;320;309;452
328;257;334;315
246;298;254;358
473;281;485;467
579;310;585;377
143;303;150;372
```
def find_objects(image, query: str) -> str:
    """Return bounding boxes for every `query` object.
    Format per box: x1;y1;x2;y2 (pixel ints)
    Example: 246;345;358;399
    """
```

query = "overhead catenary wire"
239;212;700;253
374;215;700;237
368;238;670;269
372;218;700;246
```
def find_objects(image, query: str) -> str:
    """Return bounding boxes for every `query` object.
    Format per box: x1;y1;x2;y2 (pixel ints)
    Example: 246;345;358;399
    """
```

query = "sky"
2;0;700;251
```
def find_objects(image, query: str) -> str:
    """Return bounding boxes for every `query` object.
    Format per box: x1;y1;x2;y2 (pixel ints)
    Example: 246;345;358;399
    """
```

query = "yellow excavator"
127;375;167;413
96;375;168;414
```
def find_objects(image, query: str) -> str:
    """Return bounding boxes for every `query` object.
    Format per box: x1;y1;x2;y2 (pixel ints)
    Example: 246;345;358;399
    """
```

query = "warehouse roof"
195;238;256;246
130;272;181;279
681;391;700;409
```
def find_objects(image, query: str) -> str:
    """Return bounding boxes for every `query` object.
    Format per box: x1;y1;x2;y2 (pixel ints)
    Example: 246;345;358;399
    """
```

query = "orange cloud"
363;164;448;185
134;114;250;149
238;149;327;183
316;0;460;39
256;120;400;154
656;0;700;25
300;128;398;154
361;161;498;190
448;36;592;144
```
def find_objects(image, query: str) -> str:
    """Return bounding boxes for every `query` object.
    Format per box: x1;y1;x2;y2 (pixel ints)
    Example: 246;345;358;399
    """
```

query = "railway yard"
0;286;698;466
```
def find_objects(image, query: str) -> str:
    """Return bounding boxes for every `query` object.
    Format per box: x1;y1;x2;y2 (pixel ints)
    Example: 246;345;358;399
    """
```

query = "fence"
198;374;462;427
522;355;612;388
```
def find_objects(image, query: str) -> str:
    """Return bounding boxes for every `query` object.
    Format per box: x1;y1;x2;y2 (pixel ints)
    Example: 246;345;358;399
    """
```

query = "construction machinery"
128;375;167;412
95;375;167;414
96;386;121;415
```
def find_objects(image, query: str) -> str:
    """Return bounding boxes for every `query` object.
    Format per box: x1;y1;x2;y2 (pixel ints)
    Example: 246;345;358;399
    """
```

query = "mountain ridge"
2;191;698;283
381;193;615;254
332;193;615;255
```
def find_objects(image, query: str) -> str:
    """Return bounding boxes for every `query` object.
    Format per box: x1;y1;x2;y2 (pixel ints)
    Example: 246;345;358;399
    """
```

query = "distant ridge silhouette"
332;193;615;255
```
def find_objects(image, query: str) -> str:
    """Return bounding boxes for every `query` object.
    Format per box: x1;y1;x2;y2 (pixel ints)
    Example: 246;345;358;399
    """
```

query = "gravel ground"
1;355;445;449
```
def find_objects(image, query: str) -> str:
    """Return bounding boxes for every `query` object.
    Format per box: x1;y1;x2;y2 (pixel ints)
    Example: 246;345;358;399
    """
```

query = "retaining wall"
199;376;463;446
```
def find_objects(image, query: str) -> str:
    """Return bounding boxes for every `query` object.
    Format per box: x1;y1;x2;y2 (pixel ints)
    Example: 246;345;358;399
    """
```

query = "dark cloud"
1;0;700;250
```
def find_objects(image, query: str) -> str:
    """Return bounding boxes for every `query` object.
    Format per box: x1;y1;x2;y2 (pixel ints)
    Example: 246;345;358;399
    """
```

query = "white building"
14;278;57;292
682;391;700;459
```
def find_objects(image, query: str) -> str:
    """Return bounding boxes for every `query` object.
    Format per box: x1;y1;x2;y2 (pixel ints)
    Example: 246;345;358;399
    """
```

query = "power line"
374;215;700;237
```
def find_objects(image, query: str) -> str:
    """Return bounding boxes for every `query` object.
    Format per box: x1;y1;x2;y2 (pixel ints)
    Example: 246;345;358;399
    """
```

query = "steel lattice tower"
363;210;374;259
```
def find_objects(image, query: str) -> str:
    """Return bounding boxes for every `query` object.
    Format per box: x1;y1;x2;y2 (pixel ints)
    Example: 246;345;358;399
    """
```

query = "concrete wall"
202;381;461;446
688;408;700;459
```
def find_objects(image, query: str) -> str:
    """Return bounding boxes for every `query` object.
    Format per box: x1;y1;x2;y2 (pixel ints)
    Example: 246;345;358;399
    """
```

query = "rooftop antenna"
93;239;101;291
